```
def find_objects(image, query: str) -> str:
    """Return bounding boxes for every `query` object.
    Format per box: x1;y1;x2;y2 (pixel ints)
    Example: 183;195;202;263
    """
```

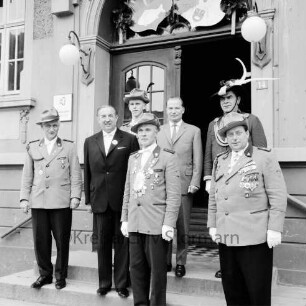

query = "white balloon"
59;44;80;66
241;16;267;42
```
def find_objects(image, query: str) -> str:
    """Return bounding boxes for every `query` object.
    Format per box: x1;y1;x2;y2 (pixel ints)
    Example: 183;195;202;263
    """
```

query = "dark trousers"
167;194;192;265
219;242;273;306
94;207;129;289
32;208;72;280
129;233;168;306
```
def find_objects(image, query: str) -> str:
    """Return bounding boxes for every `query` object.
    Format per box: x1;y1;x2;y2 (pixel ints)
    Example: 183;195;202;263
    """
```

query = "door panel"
110;47;179;126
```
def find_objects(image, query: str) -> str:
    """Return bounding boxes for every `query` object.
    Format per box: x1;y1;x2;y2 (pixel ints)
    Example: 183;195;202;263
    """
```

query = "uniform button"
224;197;228;200
137;203;141;206
106;172;109;175
46;175;49;178
46;186;49;189
225;181;229;185
225;212;229;216
46;164;49;167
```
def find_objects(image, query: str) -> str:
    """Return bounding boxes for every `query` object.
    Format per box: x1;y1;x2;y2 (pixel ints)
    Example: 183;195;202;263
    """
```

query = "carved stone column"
20;107;30;144
174;45;182;97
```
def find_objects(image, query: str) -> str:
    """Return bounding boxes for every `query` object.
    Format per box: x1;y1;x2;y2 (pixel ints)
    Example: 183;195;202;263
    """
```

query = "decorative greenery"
112;0;134;31
220;0;249;20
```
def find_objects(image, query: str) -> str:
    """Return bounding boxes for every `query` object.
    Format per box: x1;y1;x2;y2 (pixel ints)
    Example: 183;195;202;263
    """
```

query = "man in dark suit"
83;105;139;298
208;112;287;306
20;108;82;290
121;113;181;306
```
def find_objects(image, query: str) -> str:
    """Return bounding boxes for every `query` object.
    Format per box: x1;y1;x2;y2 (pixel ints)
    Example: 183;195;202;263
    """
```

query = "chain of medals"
132;152;159;199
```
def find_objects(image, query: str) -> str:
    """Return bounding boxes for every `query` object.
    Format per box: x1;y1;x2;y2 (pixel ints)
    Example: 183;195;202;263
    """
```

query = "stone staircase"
0;251;225;306
0;250;306;306
189;208;211;246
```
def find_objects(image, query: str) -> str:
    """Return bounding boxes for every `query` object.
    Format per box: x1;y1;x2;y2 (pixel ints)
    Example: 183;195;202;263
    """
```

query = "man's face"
41;120;60;141
137;124;158;148
128;99;146;119
166;98;184;123
226;126;249;152
97;107;118;133
220;91;240;114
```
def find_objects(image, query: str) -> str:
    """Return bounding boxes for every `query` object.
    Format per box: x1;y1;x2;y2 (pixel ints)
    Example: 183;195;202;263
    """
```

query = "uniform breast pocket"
57;156;69;169
185;166;193;176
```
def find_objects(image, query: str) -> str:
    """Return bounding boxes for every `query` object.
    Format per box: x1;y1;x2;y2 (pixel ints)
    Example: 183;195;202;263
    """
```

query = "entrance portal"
180;36;251;208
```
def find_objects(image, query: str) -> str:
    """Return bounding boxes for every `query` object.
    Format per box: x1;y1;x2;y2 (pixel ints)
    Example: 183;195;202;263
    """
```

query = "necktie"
171;124;177;144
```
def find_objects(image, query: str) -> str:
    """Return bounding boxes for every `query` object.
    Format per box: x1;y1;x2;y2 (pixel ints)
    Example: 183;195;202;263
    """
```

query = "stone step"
0;269;225;306
1;268;306;306
55;251;224;297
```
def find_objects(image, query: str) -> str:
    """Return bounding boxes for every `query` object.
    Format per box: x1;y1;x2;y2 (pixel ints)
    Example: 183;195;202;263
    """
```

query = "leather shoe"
31;275;52;289
116;288;129;298
55;279;66;290
167;263;172;272
175;265;186;278
97;287;111;295
215;270;222;278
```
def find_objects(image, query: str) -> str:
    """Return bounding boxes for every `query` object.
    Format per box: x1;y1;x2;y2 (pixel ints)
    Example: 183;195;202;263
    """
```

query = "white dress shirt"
45;137;57;155
228;144;249;173
103;128;117;155
139;142;157;168
170;120;182;139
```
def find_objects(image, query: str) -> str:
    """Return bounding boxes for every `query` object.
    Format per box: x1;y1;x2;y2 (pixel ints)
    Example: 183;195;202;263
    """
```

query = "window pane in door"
0;0;4;25
138;65;150;91
17;60;23;90
9;0;25;22
151;92;164;121
9;31;16;60
152;66;164;91
17;30;24;58
8;62;15;90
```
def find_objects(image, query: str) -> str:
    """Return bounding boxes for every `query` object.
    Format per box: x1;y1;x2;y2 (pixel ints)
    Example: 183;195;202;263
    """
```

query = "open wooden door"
110;46;181;126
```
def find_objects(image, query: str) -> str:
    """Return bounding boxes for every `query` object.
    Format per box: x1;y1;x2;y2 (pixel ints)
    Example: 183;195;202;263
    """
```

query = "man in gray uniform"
20;108;82;290
208;112;287;306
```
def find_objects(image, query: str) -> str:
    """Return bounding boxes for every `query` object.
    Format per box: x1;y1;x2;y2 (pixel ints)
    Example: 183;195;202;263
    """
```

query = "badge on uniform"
239;173;259;191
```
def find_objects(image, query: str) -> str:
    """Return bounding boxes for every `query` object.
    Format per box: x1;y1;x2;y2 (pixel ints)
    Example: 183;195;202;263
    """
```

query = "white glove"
162;225;174;241
86;205;92;214
205;180;211;194
267;230;282;248
121;222;129;238
70;198;80;210
20;200;30;214
188;185;199;194
209;227;218;243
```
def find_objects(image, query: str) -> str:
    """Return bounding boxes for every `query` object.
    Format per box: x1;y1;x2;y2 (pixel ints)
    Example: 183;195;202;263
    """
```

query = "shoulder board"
130;151;138;156
258;147;271;152
63;139;74;143
216;150;229;158
213;117;221;123
28;139;39;144
122;122;130;126
163;148;175;154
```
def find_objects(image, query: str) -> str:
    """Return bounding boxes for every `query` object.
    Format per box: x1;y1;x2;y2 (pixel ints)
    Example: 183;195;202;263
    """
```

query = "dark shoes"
55;279;66;290
31;275;52;289
175;265;186;278
215;270;222;278
97;287;111;296
116;288;129;298
167;263;172;272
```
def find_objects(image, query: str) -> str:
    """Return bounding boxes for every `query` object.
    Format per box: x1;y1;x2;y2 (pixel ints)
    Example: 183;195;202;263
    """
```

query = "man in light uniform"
208;112;287;306
121;113;181;306
20;108;82;290
121;88;149;134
